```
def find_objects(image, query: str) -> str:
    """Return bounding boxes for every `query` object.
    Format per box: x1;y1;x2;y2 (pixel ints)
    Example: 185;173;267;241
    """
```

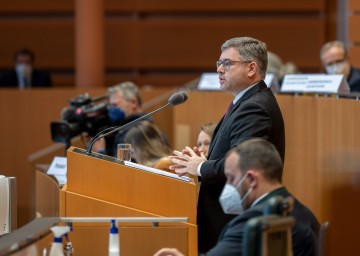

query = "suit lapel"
207;116;224;156
207;81;268;158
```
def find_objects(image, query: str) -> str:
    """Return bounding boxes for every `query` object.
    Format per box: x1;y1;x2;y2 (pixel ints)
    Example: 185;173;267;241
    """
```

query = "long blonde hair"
124;121;172;167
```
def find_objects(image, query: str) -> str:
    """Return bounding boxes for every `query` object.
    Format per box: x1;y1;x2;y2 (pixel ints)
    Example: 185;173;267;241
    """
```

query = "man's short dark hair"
229;138;283;182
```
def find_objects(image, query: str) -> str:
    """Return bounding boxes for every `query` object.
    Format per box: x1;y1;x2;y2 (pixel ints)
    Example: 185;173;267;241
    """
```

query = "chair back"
263;195;294;216
243;214;295;256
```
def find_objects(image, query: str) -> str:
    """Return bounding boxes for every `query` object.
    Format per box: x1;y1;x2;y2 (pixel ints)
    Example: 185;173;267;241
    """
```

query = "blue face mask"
108;107;125;124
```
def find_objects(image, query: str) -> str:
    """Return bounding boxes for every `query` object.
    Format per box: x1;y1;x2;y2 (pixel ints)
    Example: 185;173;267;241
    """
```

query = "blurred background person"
320;40;360;92
267;51;300;86
197;123;217;158
0;48;52;88
91;81;150;156
124;120;173;172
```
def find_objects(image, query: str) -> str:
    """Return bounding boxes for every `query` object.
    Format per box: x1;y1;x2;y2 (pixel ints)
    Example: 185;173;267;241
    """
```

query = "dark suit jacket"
348;66;360;93
207;187;320;256
0;70;52;88
197;81;286;252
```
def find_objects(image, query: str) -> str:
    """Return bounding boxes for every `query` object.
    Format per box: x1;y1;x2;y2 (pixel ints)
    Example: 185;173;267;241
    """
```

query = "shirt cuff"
197;161;205;176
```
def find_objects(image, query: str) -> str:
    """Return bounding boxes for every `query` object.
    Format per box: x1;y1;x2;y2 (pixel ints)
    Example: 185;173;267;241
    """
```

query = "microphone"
168;91;188;106
86;91;188;154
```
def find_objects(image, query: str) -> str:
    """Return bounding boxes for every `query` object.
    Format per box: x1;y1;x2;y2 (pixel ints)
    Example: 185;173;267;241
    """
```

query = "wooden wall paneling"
35;170;59;217
349;0;360;11
0;0;73;13
348;0;360;74
105;72;200;88
107;0;324;12
348;46;360;68
105;19;141;69
51;73;75;88
349;15;360;42
0;0;325;14
0;19;74;69
316;98;360;222
135;73;200;88
0;1;328;88
104;17;324;70
173;91;232;153
279;96;319;215
105;0;137;12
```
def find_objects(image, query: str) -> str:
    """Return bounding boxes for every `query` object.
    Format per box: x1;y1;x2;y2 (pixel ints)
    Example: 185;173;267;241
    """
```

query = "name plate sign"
198;72;219;90
281;74;350;94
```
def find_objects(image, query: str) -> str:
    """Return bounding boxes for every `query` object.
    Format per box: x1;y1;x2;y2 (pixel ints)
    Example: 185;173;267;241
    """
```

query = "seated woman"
196;123;217;158
124;120;173;172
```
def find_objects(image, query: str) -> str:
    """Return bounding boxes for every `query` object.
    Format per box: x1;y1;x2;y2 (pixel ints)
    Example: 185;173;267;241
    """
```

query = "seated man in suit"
0;48;52;88
320;40;360;92
154;139;320;256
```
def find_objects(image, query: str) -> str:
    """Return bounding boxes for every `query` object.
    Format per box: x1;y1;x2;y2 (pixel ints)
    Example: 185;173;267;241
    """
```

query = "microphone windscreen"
168;91;188;106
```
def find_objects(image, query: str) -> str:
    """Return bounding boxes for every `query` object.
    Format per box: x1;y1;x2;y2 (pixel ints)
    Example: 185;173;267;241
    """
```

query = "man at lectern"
92;81;151;156
169;37;285;253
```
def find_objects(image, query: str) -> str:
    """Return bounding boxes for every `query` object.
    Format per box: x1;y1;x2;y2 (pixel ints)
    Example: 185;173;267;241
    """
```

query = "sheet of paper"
47;156;67;185
124;161;191;182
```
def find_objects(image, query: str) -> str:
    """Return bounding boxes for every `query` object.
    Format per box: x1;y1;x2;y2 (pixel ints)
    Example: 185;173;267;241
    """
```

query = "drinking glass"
117;144;132;161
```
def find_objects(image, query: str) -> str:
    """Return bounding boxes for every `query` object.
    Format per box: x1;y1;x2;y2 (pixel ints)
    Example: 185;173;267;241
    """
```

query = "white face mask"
219;174;253;215
15;63;32;77
325;62;345;75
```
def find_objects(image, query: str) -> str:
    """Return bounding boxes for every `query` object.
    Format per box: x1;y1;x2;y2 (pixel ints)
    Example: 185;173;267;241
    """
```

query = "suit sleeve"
201;101;273;182
206;218;247;256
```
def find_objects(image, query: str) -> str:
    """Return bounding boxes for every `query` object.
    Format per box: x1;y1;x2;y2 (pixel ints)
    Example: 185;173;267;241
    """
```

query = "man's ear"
247;169;259;188
130;97;138;108
247;62;257;77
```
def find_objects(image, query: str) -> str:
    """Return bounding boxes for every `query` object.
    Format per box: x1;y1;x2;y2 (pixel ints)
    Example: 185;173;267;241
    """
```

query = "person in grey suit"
169;37;285;253
155;139;319;256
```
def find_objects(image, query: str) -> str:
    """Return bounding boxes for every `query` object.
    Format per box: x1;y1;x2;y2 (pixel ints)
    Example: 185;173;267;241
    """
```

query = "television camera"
50;93;111;147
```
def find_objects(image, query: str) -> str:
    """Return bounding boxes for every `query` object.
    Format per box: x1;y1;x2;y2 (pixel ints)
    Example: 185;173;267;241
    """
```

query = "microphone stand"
86;102;171;155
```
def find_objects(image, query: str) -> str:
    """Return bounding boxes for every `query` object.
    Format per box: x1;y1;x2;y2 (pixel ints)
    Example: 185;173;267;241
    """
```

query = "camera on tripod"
50;93;110;146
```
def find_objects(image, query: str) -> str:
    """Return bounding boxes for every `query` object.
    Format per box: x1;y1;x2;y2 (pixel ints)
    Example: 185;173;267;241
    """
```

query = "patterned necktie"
224;101;234;117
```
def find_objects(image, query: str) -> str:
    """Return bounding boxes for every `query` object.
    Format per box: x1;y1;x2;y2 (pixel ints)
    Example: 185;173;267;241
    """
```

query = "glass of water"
117;143;132;161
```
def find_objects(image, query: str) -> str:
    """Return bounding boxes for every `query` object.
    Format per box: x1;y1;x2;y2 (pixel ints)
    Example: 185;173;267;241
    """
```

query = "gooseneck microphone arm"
86;104;170;154
86;91;188;155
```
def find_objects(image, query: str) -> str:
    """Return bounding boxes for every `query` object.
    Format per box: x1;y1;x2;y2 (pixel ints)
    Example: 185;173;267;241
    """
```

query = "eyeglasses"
216;59;251;71
326;59;346;66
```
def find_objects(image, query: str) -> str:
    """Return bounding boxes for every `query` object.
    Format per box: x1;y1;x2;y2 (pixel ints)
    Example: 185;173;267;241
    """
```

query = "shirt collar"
251;192;269;208
232;82;259;104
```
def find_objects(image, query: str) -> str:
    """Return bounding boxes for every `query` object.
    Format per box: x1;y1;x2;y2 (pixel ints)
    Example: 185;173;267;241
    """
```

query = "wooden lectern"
60;147;198;255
